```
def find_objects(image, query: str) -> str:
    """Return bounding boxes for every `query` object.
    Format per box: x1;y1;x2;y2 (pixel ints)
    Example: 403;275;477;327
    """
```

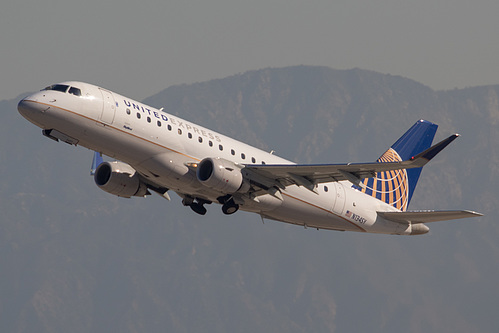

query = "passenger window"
147;117;151;123
198;137;203;143
324;186;328;192
137;113;141;119
167;124;172;131
178;129;182;135
209;140;213;147
188;133;192;139
241;153;245;159
262;161;266;165
157;121;161;127
68;87;82;96
126;109;131;115
219;145;223;151
251;157;256;163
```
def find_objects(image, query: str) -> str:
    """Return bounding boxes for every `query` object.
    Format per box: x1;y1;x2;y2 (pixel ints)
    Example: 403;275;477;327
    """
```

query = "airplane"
17;81;482;235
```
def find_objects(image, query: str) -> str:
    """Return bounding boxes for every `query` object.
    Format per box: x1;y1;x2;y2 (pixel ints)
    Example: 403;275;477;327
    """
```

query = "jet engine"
94;161;148;198
197;157;249;193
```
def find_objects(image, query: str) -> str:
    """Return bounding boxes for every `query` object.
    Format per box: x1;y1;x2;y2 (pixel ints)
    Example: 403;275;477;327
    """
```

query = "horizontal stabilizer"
378;210;483;224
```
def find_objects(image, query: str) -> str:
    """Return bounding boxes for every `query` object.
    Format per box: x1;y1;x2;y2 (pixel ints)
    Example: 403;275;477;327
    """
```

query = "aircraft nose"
18;95;42;118
17;98;33;118
17;95;47;125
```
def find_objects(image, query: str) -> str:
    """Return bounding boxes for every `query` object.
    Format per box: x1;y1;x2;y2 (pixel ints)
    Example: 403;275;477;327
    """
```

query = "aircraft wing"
377;210;483;224
244;134;459;190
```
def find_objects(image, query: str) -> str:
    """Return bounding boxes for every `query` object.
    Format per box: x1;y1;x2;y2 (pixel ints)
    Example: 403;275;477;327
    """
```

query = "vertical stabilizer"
358;120;438;211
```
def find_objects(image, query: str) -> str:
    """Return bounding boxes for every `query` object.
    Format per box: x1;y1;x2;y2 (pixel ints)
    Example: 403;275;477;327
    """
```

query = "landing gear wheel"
222;199;239;215
190;203;207;215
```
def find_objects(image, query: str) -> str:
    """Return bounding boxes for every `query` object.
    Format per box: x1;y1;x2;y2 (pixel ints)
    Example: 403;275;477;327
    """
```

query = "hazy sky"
2;0;499;101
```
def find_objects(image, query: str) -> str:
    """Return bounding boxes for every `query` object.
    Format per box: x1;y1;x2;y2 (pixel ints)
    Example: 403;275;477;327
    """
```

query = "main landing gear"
183;195;240;216
190;202;207;215
219;196;239;215
182;197;210;216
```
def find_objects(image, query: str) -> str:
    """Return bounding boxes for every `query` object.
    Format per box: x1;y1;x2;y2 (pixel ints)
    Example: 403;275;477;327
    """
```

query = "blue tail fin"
359;120;438;211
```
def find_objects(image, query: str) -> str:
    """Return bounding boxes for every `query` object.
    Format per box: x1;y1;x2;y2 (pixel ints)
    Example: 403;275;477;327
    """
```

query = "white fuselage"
18;81;409;235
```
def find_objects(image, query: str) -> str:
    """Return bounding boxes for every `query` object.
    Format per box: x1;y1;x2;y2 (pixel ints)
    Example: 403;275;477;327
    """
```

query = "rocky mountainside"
1;66;497;332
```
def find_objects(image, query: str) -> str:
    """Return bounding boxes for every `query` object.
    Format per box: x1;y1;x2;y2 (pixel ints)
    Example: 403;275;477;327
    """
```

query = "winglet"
413;134;460;161
90;151;104;175
408;134;460;167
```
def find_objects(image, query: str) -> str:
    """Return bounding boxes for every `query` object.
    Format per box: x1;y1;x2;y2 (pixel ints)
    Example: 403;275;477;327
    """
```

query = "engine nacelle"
94;161;148;198
197;157;248;193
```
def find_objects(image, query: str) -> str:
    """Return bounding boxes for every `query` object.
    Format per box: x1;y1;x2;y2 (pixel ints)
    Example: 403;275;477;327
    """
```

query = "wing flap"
377;210;483;224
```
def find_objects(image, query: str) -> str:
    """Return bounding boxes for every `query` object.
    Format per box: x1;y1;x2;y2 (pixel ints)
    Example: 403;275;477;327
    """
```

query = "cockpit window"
68;87;82;96
42;84;82;96
43;84;70;93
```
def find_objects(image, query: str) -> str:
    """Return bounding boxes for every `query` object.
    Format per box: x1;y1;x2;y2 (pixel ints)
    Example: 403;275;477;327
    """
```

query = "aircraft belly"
259;186;363;232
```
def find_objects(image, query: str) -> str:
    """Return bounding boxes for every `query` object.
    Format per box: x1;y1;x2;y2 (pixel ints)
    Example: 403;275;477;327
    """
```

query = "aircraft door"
99;89;116;124
332;182;346;215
